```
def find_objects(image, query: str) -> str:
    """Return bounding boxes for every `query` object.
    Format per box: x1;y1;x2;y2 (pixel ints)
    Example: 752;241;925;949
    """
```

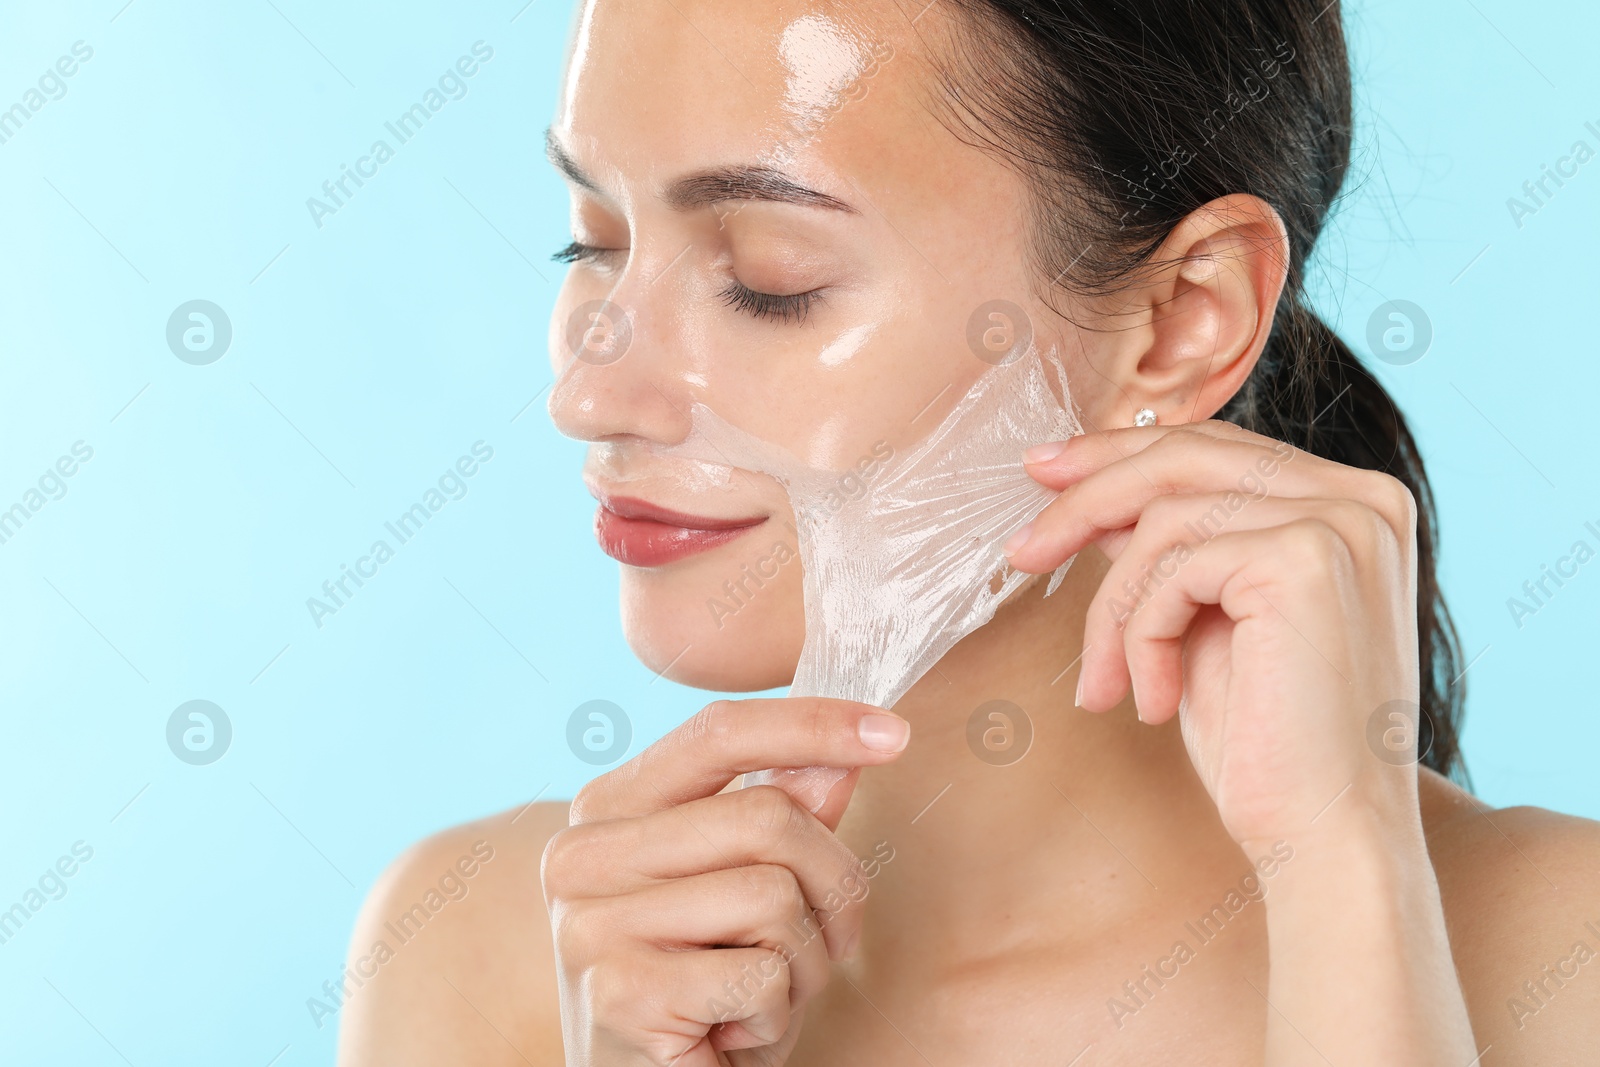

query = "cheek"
1053;337;1121;426
618;535;807;691
691;314;987;472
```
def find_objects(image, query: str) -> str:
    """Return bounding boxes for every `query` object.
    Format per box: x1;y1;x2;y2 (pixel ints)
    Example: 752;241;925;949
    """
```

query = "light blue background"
0;0;1594;1062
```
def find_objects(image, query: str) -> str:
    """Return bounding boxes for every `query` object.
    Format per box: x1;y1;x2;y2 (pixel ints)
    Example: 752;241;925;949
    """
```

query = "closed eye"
553;240;824;325
551;239;623;264
718;280;824;325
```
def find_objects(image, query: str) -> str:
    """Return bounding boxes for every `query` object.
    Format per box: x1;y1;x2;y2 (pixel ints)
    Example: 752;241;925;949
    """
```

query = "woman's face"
547;0;1104;690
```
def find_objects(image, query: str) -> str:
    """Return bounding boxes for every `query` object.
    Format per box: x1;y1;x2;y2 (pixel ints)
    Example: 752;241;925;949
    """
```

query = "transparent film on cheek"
660;346;1084;809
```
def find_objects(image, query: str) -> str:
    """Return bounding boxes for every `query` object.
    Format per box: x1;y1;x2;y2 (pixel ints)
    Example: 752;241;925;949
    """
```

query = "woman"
338;0;1600;1062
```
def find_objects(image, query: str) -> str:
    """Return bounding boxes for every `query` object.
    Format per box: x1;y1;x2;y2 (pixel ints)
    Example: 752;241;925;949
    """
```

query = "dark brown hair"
929;0;1467;779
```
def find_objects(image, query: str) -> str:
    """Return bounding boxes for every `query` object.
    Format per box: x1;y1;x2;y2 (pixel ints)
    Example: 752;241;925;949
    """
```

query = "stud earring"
1133;408;1158;427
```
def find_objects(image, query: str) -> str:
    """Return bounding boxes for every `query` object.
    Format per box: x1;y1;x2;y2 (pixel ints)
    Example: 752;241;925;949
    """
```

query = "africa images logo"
305;42;495;229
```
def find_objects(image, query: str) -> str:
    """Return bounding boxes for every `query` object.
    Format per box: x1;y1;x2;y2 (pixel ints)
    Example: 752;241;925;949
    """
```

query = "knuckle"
1280;518;1349;581
568;777;615;825
802;699;838;751
737;784;801;840
745;863;805;916
642;1037;698;1067
691;699;742;755
539;827;581;895
553;898;610;962
741;972;793;1042
1361;507;1392;559
540;825;598;902
567;785;596;825
1332;498;1390;559
1146;430;1205;489
587;959;648;1019
1148;427;1195;464
1160;425;1205;445
1367;471;1418;539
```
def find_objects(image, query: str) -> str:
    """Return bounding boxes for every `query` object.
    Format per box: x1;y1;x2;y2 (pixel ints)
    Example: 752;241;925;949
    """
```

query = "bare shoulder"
1419;769;1600;1063
335;799;571;1067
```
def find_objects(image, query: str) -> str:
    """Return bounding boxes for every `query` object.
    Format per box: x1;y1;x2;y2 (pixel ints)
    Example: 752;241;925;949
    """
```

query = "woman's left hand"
1004;419;1423;852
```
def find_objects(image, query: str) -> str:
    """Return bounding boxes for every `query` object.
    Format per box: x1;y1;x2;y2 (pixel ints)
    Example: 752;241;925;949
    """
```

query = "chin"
618;560;806;692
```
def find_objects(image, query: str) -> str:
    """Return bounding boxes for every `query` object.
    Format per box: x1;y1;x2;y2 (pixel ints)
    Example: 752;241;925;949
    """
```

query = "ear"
1081;194;1290;427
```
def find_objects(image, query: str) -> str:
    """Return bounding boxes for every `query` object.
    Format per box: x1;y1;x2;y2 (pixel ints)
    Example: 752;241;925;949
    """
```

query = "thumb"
747;766;862;832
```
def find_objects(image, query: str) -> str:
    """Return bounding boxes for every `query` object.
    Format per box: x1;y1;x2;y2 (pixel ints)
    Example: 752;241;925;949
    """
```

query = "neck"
836;550;1245;970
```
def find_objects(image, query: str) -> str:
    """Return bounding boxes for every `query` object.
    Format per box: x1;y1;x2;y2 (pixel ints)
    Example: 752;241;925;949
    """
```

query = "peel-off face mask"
553;4;1087;809
660;344;1084;810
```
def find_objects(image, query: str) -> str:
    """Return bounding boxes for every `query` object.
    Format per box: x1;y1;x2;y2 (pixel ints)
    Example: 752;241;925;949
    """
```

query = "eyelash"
551;240;613;265
717;280;823;325
552;240;824;325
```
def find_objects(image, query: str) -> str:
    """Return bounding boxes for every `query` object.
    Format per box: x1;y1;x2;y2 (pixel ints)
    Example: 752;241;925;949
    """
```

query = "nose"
546;273;696;446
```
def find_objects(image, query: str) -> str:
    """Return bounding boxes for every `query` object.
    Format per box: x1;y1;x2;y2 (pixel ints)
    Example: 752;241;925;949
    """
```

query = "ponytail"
938;0;1468;780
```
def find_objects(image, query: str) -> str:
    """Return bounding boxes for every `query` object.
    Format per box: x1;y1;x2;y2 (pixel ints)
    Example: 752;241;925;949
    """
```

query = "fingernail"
1074;674;1085;708
1023;441;1066;464
858;713;910;753
1002;522;1033;556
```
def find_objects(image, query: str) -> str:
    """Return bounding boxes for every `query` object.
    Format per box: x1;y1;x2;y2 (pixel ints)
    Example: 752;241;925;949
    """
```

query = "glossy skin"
543;0;1039;691
336;1;1600;1064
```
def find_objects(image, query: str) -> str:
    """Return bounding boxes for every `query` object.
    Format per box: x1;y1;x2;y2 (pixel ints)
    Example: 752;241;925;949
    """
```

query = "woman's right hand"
541;697;911;1066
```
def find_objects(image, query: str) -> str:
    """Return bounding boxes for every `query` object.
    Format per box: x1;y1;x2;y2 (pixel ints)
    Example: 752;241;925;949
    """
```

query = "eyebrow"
544;127;859;215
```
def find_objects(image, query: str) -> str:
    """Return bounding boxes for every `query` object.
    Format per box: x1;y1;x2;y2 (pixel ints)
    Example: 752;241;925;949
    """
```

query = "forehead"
554;0;948;197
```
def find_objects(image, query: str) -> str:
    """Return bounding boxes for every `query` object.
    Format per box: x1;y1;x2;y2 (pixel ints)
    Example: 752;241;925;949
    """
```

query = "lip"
592;494;767;567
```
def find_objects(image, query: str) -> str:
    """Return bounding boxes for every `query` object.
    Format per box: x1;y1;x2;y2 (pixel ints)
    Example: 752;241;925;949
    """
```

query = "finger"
749;765;860;829
546;785;871;959
1083;498;1367;717
1008;427;1312;573
1088;492;1391;637
800;765;862;834
572;698;909;824
1081;518;1359;719
1024;423;1420;550
721;1004;806;1064
585;865;833;1007
1093;487;1400;564
660;946;796;1049
590;946;796;1066
1022;420;1305;491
